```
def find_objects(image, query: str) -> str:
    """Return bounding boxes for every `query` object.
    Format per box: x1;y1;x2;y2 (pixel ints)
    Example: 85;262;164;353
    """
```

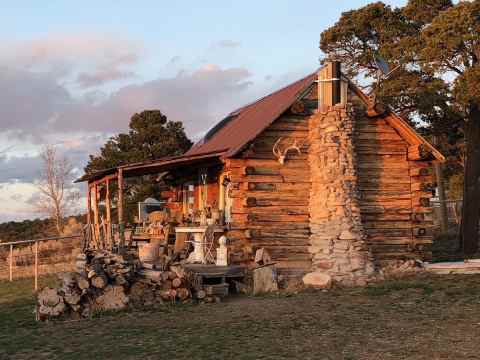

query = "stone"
253;265;278;295
339;230;357;240
302;272;332;289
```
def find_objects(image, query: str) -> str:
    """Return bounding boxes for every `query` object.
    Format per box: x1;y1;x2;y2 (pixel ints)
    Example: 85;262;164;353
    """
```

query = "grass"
2;273;480;359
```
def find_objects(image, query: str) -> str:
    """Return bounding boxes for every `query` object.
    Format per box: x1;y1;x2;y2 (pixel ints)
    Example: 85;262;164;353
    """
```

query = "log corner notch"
408;144;434;161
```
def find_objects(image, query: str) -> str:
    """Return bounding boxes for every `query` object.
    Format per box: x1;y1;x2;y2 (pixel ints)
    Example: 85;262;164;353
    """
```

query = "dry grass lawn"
2;273;480;359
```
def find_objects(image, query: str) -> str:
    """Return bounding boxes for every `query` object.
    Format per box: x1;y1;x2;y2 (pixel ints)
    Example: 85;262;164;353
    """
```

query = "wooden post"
105;179;111;249
92;183;101;249
34;241;38;291
117;168;125;251
87;183;92;225
9;244;13;282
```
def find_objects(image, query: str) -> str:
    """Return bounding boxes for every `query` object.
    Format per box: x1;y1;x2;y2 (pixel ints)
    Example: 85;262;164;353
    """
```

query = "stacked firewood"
35;251;208;321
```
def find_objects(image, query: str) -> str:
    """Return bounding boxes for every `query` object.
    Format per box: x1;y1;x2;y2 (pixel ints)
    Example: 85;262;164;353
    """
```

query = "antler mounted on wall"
272;137;302;165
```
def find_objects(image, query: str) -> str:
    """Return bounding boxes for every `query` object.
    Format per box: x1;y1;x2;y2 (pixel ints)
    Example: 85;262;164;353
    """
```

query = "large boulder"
302;272;332;289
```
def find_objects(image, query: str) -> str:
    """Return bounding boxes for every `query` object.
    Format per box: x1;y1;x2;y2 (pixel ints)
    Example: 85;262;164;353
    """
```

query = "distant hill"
0;215;86;243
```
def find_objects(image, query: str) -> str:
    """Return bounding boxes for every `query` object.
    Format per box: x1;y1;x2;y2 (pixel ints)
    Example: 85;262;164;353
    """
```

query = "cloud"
0;33;263;221
0;33;142;88
212;40;241;49
0;62;254;141
76;68;137;88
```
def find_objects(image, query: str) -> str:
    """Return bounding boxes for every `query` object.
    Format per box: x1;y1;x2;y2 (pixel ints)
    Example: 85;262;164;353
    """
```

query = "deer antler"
273;137;284;160
272;137;302;165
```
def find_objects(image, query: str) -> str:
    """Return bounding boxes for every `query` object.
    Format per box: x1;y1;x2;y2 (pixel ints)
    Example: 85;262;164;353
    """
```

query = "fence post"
9;244;13;282
34;241;38;291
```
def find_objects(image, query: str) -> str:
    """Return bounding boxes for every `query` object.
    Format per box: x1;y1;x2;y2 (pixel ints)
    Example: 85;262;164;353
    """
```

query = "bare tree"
35;145;78;235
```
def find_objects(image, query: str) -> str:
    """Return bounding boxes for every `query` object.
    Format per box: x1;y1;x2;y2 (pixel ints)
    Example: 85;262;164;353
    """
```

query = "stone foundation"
304;104;376;287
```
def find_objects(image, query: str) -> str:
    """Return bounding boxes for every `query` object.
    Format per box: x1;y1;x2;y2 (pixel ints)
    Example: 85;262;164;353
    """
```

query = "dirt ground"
2;273;480;360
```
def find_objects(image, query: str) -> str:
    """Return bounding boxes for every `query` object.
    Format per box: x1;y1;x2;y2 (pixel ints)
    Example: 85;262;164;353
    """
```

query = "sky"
0;0;405;222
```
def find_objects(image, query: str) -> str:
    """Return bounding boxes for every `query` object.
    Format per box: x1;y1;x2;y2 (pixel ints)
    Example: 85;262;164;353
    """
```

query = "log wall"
354;114;434;264
225;85;317;278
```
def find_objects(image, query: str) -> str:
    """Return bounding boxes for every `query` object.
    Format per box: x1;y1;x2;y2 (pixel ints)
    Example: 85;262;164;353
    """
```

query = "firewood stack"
36;250;211;321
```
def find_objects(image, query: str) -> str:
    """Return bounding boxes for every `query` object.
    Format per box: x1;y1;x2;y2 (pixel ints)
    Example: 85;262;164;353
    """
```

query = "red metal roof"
186;72;317;158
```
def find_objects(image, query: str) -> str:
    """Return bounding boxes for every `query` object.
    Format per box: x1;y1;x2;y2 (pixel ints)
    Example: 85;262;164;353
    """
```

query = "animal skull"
272;137;302;164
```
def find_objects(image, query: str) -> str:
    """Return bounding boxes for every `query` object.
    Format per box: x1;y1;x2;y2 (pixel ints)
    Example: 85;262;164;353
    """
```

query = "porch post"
105;179;112;249
117;168;125;252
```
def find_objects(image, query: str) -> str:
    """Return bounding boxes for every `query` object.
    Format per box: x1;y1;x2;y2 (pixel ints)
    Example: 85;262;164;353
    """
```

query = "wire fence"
0;235;82;290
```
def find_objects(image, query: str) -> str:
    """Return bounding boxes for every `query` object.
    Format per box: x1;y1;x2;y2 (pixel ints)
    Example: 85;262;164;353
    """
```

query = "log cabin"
76;61;445;287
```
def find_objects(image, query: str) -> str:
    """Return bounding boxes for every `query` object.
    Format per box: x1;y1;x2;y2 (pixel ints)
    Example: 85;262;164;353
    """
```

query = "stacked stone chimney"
303;64;376;287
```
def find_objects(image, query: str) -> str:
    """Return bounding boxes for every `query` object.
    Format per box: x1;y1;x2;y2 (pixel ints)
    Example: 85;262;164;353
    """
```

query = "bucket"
138;243;160;262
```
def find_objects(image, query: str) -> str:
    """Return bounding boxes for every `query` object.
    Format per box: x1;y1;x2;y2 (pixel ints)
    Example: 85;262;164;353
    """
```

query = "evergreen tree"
320;0;480;254
85;110;193;222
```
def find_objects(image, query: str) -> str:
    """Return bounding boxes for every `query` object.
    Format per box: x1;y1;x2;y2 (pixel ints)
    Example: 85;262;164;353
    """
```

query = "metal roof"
75;151;226;183
186;72;317;158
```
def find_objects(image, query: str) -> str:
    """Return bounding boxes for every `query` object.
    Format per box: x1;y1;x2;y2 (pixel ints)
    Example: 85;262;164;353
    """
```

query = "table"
175;226;225;264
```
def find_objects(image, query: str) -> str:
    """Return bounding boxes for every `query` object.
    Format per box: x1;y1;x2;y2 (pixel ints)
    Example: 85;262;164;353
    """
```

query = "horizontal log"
232;205;309;215
230;222;310;232
357;162;410;170
272;260;312;270
356;145;407;155
360;205;412;214
366;236;414;245
244;182;310;192
355;124;399;133
355;132;403;141
247;229;310;238
359;199;412;207
357;153;407;163
359;193;411;202
365;228;413;237
259;129;309;138
355;139;408;147
358;177;412;187
241;152;308;161
244;196;309;207
233;214;310;225
231;190;309;201
268;120;309;132
250;238;311;246
230;174;284;183
361;213;412;221
225;158;307;169
246;213;309;223
363;221;412;229
230;174;311;184
358;169;412;178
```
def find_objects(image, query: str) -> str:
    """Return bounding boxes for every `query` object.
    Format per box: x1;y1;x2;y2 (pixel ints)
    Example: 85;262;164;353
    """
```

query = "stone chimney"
304;61;377;288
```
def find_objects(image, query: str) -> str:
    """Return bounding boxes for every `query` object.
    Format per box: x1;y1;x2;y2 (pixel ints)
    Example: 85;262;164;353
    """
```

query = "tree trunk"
460;104;480;256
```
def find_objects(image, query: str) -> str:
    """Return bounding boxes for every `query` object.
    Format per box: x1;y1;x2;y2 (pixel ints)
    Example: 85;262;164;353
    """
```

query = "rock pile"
36;250;203;321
